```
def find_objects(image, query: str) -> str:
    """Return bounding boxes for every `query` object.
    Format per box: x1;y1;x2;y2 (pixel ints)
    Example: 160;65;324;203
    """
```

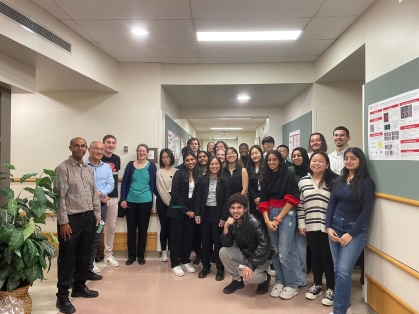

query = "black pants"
201;220;223;270
169;217;195;268
192;223;202;256
57;211;95;297
126;201;152;259
156;196;170;251
306;230;335;290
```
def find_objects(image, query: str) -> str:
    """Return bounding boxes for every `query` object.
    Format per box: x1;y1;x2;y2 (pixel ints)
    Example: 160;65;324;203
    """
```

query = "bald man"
54;137;102;314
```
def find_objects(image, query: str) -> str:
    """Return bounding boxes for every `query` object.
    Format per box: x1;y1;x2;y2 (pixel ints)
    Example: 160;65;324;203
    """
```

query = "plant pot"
0;285;32;314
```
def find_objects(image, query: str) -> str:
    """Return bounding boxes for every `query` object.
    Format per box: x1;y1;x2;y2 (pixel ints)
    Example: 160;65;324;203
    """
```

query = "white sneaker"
93;262;100;273
279;287;298;300
161;251;169;262
104;255;119;267
172;266;185;277
346;308;352;314
270;284;284;298
181;263;196;273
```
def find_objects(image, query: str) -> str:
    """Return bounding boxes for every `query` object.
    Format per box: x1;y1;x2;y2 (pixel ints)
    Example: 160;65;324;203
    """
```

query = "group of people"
53;126;375;314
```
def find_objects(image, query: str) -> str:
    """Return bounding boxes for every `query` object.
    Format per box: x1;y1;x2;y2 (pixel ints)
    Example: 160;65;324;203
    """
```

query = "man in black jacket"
219;193;272;295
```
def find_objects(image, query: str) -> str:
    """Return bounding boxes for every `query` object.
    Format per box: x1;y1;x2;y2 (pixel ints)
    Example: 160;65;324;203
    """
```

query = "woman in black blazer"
167;152;200;277
195;156;230;281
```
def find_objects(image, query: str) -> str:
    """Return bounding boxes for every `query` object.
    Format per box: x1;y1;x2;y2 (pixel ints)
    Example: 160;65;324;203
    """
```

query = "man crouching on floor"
220;193;274;295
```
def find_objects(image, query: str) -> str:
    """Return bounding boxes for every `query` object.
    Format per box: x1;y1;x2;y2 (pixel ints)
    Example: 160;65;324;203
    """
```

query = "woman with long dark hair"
223;147;248;196
207;141;215;157
156;149;177;262
120;144;157;266
197;150;210;175
326;148;375;314
297;152;337;306
167;152;200;276
288;147;310;289
247;145;264;221
258;151;300;300
194;156;230;280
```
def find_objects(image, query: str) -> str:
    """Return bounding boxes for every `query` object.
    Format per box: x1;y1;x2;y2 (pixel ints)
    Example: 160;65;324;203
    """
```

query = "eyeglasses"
162;156;171;160
72;144;87;149
91;147;105;152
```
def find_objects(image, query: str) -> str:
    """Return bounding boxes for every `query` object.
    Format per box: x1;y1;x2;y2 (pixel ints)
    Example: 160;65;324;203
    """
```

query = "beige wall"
197;131;256;150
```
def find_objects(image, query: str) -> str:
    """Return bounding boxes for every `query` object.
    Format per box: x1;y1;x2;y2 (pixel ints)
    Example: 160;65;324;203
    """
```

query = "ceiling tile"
316;0;376;17
116;57;199;63
199;57;285;64
75;19;196;42
283;55;318;62
191;0;324;19
300;16;357;40
197;41;294;58
61;20;94;41
287;39;334;56
31;0;71;19
53;0;191;19
99;41;199;58
194;18;310;32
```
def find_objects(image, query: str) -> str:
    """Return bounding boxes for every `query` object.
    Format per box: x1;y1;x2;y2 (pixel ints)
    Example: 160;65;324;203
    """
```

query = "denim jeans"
268;207;298;289
293;228;307;287
329;215;368;314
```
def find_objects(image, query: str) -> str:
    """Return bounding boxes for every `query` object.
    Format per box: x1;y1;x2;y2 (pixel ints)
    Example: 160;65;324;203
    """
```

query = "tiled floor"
31;252;377;314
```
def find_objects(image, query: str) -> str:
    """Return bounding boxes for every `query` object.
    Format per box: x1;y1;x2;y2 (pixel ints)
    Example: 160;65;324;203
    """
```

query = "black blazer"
167;166;199;220
194;175;230;222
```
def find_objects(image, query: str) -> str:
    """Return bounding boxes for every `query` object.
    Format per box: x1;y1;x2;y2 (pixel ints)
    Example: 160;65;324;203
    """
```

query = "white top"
188;181;195;199
328;146;350;175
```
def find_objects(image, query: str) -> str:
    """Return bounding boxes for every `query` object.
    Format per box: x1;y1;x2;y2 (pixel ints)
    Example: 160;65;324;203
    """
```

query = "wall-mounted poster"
288;130;300;159
368;88;419;160
181;138;186;150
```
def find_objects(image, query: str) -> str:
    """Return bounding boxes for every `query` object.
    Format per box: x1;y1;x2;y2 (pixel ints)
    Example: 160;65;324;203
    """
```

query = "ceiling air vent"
0;1;71;53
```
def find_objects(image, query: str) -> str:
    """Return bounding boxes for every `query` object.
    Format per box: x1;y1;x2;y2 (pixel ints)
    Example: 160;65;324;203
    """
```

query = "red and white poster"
368;89;419;160
288;130;300;160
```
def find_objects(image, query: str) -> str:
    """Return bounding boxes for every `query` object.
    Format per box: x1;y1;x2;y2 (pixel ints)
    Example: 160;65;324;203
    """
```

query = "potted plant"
0;163;59;314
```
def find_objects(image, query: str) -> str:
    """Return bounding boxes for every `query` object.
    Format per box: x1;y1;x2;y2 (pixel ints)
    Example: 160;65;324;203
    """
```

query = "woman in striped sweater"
297;152;337;306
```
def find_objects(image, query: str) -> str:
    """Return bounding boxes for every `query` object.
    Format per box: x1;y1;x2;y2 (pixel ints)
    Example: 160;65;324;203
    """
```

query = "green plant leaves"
20;173;37;183
28;200;42;218
43;169;56;177
37;177;52;192
6;199;18;216
4;248;13;264
0;187;14;199
0;208;13;227
49;232;58;244
23;187;35;194
3;163;15;170
25;264;42;284
23;220;35;240
12;254;25;272
0;224;15;241
8;229;24;251
7;273;21;291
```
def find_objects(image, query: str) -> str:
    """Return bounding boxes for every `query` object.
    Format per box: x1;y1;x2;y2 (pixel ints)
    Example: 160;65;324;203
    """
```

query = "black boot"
215;269;225;281
56;296;76;314
198;267;210;278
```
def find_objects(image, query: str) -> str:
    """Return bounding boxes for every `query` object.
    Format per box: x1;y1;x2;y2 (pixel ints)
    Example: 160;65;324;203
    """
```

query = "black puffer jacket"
221;212;274;270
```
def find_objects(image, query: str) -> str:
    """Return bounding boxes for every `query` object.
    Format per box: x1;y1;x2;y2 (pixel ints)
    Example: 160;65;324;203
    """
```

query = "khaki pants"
104;197;118;258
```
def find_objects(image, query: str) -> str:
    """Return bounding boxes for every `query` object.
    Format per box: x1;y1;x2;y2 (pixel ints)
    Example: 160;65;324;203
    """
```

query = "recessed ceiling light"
197;31;301;41
237;95;251;101
211;127;243;130
132;28;149;36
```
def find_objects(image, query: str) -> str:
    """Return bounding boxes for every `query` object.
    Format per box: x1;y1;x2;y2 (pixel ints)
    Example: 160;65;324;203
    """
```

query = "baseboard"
42;232;158;251
366;274;419;314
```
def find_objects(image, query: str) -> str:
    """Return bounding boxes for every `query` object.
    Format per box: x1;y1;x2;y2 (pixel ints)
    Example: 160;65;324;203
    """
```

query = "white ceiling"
31;0;376;64
163;83;311;107
189;118;267;132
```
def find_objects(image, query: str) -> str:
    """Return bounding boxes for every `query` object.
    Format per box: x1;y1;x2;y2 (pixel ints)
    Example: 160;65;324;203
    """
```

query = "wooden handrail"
365;244;419;280
375;192;419;207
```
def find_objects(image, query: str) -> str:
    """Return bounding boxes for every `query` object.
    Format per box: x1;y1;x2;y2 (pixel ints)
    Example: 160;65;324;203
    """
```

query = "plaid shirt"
54;156;101;225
